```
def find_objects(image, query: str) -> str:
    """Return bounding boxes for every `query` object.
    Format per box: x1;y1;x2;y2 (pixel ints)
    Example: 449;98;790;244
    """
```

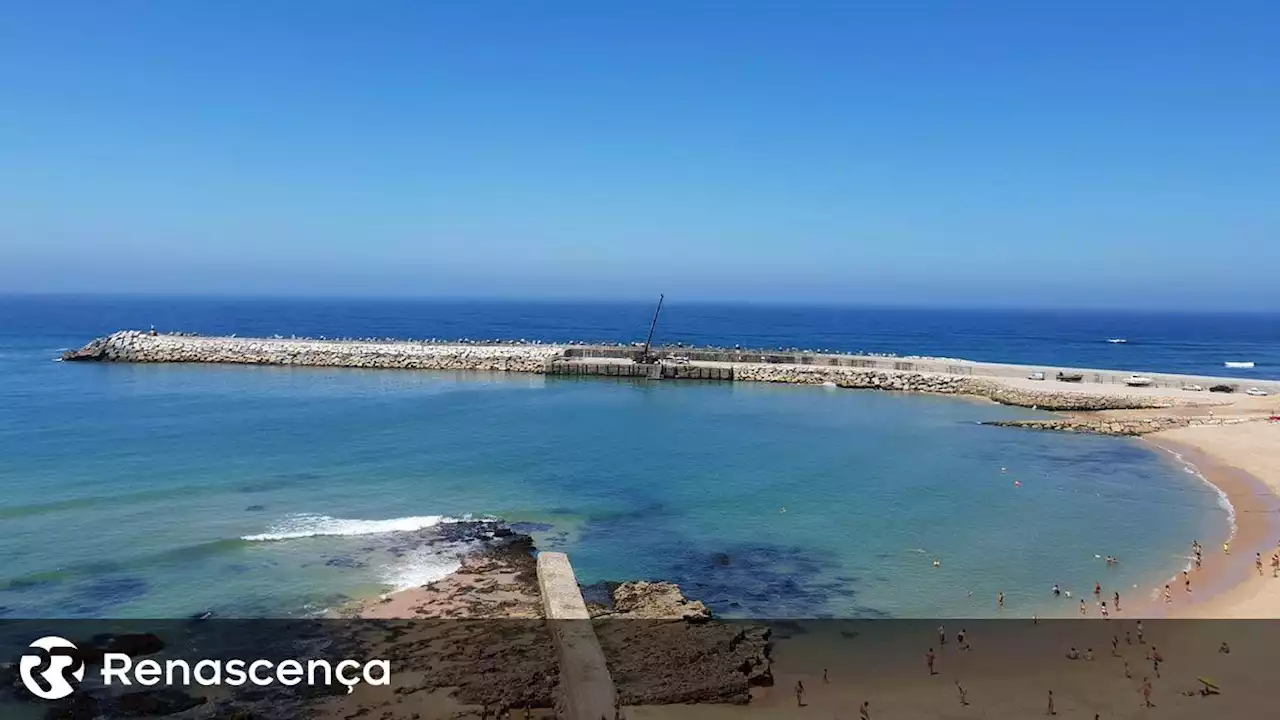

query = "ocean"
1;295;1267;620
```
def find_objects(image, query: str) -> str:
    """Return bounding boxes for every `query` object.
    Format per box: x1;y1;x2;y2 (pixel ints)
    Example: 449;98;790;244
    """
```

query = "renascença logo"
19;636;85;700
17;635;391;700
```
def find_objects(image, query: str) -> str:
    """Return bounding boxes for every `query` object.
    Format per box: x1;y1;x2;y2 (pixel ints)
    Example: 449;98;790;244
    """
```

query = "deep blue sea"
1;296;1267;620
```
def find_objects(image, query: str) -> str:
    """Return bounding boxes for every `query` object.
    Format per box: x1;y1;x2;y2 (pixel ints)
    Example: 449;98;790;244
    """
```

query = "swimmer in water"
933;558;941;568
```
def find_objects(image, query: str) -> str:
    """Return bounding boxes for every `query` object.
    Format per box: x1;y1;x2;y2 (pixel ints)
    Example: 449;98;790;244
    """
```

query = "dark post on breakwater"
640;293;664;364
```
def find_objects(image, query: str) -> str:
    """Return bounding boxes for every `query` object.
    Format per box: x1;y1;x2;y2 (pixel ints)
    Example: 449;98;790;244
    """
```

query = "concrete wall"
537;552;617;720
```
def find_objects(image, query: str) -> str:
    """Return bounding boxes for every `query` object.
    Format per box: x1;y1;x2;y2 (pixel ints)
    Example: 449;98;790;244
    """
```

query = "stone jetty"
983;415;1266;437
58;330;1212;412
63;330;563;372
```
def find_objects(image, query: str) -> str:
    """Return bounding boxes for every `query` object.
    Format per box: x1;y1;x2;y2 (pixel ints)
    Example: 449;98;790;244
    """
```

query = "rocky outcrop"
595;582;772;705
983;416;1262;436
609;581;712;621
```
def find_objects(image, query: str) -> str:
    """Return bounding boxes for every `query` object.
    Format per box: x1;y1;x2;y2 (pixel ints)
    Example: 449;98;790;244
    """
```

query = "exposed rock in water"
609;581;711;621
596;582;772;704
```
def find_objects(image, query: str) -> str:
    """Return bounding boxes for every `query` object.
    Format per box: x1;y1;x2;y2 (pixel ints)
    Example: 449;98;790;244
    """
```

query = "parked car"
1183;384;1204;391
1245;387;1270;397
1056;372;1084;383
1028;371;1045;380
1209;384;1236;393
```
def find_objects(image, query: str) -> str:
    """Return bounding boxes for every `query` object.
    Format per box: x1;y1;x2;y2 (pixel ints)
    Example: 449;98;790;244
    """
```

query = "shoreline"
1146;423;1280;619
1131;436;1279;618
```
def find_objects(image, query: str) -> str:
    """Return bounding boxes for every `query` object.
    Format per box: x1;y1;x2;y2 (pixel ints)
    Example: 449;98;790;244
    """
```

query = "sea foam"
380;548;463;592
242;513;450;541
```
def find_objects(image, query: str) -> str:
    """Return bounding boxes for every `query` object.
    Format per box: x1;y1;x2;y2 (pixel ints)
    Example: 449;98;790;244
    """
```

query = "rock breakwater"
983;416;1264;437
63;330;1179;411
64;330;563;372
733;363;1175;410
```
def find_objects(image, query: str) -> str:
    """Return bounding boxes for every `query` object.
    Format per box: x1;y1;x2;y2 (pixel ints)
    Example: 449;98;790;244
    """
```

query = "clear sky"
2;1;1277;309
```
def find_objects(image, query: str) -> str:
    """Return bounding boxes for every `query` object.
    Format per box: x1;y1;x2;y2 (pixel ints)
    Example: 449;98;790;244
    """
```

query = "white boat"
1224;361;1255;369
1106;338;1127;344
1124;375;1154;387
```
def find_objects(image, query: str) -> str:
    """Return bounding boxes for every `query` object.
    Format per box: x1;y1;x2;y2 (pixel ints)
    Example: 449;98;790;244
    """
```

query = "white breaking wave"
242;513;451;541
380;548;463;592
1224;361;1255;368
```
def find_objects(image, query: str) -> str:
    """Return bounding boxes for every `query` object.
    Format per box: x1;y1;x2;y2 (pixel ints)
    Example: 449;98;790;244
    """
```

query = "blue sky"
2;1;1277;308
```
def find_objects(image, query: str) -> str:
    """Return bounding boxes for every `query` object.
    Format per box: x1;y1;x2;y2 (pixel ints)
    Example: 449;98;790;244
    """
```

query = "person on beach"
957;681;969;706
1053;583;1061;598
1085;648;1094;661
1219;641;1231;654
1223;541;1230;555
1046;690;1057;716
1257;553;1264;575
1114;591;1121;612
1066;647;1080;660
1149;646;1163;678
1164;584;1172;603
926;648;937;675
1126;630;1132;645
958;628;969;650
939;624;947;646
1112;635;1120;656
795;680;805;707
1272;553;1279;577
1080;598;1087;616
1141;677;1154;707
998;591;1005;610
1094;581;1101;598
1124;658;1132;679
860;700;870;720
1100;600;1109;619
823;668;829;684
1137;620;1145;644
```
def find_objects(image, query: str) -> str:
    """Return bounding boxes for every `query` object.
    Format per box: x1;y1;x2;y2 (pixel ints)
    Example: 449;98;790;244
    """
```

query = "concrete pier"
537;552;617;720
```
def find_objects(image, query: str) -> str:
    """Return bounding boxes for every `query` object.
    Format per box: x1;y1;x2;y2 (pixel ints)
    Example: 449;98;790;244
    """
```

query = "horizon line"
2;291;1279;316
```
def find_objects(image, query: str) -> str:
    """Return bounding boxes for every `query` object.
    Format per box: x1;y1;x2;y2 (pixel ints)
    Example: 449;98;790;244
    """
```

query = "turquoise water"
1;350;1228;619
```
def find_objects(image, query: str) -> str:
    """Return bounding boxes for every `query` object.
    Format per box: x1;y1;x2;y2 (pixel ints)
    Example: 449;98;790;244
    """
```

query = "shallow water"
0;335;1228;619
